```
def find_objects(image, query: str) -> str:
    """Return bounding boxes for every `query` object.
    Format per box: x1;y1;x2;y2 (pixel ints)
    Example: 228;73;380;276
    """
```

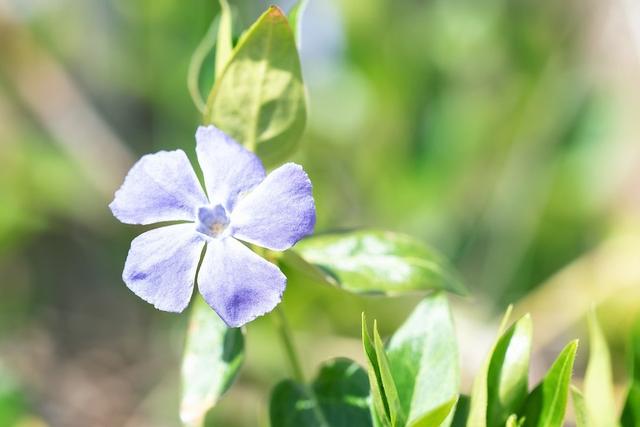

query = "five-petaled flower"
109;126;316;327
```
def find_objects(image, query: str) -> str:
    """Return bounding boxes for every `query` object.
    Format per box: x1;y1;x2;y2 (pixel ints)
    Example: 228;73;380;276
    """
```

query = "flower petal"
198;238;285;327
231;163;315;251
123;224;204;312
195;125;265;210
110;150;208;224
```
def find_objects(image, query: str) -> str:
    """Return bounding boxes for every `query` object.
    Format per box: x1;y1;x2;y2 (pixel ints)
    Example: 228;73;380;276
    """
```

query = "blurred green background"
1;0;640;425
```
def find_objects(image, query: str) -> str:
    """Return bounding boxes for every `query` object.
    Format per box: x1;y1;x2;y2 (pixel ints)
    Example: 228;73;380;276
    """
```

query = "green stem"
274;305;305;383
273;306;330;427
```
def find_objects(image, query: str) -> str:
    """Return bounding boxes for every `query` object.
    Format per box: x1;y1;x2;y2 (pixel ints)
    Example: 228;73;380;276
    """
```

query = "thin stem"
274;305;305;383
272;306;330;427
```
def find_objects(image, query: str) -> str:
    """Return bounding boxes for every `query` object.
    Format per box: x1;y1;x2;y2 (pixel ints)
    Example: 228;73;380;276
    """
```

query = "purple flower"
109;126;315;327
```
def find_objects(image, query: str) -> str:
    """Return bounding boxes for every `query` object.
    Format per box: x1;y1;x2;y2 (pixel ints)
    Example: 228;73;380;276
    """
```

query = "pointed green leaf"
571;386;588;427
584;311;618;427
214;0;233;78
409;398;458;427
373;321;405;427
293;230;465;296
386;293;459;427
467;314;532;427
522;340;578;427
288;0;308;46
621;318;640;427
204;5;306;166
451;395;470;427
621;385;640;427
180;296;244;427
363;314;392;427
270;358;372;427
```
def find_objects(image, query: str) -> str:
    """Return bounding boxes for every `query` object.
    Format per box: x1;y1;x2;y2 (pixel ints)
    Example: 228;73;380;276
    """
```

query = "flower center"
195;204;230;238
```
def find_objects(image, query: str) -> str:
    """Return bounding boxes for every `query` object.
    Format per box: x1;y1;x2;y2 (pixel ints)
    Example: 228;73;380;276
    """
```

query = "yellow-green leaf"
572;386;588;427
204;6;306;166
584;311;618;427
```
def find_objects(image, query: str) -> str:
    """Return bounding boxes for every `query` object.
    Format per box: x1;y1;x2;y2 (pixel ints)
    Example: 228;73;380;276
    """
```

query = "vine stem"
273;305;305;383
272;305;329;427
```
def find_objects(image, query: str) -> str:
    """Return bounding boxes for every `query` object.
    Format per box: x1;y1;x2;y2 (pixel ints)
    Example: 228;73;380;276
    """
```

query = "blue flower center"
196;204;230;238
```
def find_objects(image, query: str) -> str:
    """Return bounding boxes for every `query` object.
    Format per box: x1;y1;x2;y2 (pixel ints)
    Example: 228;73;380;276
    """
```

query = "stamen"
195;204;230;238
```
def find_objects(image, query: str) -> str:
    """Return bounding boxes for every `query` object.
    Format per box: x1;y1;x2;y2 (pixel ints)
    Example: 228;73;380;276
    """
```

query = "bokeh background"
1;0;640;425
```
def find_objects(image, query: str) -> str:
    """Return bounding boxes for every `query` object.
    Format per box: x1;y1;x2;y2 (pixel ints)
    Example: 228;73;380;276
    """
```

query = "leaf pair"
465;309;577;427
362;293;460;427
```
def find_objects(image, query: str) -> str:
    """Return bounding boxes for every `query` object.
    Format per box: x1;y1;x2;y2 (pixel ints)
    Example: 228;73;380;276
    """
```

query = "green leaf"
467;314;532;427
410;398;458;427
292;230;466;296
180;296;244;427
584;311;618;427
363;313;392;427
270;358;372;427
522;340;579;427
621;318;640;427
450;395;470;427
215;0;233;78
373;321;405;427
386;293;459;427
288;0;308;46
571;386;588;427
204;5;306;166
621;385;640;427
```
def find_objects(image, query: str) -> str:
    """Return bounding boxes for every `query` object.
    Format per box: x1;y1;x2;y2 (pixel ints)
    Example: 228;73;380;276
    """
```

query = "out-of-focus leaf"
0;362;28;426
571;386;588;427
467;313;532;427
386;293;459;427
362;314;392;427
180;296;244;427
270;358;372;427
450;395;470;427
410;398;458;427
621;318;640;427
621;385;640;427
293;230;466;296
204;5;306;167
521;340;578;427
288;0;308;46
215;0;233;77
584;311;618;427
